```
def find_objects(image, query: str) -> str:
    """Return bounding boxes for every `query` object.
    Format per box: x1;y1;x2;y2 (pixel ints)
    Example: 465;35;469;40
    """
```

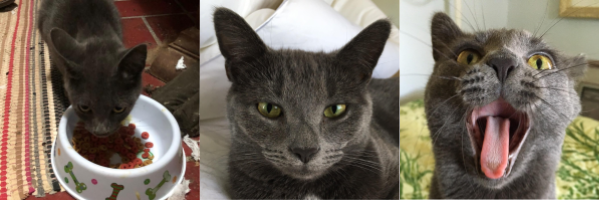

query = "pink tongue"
480;116;510;179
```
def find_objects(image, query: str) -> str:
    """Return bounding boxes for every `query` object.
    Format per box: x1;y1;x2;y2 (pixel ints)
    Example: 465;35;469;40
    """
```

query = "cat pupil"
266;104;272;113
536;58;542;69
332;106;337;113
467;54;473;64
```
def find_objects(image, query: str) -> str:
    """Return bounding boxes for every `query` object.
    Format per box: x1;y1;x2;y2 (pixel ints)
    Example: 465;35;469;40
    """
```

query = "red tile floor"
27;0;199;199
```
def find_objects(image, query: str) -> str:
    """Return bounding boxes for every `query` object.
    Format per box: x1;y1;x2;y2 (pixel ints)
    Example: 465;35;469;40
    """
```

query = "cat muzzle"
466;98;530;180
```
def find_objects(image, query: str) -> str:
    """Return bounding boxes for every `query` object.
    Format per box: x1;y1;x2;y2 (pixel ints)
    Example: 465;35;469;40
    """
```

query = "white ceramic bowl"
51;95;186;200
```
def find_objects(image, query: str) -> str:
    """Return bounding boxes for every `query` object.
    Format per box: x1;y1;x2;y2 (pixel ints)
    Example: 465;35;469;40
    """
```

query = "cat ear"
49;28;84;76
336;19;391;81
431;12;463;61
213;7;267;79
117;44;147;80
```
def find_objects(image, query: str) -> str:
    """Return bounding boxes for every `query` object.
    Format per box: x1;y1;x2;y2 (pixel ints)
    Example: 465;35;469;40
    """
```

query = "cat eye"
527;55;553;70
79;105;90;112
324;104;346;118
113;107;125;113
258;102;282;118
457;50;481;65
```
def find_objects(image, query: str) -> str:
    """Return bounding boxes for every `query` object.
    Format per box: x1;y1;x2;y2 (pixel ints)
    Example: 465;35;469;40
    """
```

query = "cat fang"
466;98;530;180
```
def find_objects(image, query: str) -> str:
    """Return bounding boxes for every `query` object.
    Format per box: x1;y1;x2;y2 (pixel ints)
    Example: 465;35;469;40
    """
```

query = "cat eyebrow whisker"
447;1;478;32
532;0;550;37
479;0;486;30
462;0;481;32
537;0;599;39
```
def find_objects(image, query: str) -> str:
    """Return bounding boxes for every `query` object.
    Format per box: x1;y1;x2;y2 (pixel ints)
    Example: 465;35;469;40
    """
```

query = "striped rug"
0;0;66;199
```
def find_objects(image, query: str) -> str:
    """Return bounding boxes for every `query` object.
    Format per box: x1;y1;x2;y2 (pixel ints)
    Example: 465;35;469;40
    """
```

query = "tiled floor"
28;0;200;199
117;0;198;49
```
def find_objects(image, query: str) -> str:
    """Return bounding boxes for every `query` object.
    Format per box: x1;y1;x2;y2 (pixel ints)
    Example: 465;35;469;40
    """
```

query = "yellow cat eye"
79;105;90;112
258;102;282;118
527;55;553;70
324;104;346;118
457;50;481;65
113;107;125;113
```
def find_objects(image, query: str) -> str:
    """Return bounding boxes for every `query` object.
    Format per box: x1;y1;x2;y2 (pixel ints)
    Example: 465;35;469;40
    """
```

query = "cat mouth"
466;98;530;180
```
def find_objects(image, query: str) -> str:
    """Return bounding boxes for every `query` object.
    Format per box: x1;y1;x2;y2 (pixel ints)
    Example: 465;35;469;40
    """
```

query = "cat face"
425;13;585;189
214;8;390;180
49;28;147;137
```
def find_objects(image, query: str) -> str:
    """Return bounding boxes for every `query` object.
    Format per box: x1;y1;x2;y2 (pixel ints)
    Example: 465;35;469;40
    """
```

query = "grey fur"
425;12;586;198
38;0;147;137
213;8;399;199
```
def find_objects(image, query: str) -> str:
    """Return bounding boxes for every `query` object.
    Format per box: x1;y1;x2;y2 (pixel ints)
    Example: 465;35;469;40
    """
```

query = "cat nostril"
291;147;320;163
506;65;515;78
487;57;518;84
492;65;499;76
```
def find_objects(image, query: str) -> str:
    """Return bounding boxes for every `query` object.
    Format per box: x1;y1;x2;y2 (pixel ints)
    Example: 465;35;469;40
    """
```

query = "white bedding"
200;118;233;199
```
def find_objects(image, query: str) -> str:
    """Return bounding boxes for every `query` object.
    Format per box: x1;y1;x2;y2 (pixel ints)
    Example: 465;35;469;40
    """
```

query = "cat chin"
473;176;514;190
278;165;329;181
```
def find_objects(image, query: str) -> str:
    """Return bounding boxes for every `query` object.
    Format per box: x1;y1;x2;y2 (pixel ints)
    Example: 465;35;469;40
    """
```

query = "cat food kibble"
72;122;154;169
141;132;149;139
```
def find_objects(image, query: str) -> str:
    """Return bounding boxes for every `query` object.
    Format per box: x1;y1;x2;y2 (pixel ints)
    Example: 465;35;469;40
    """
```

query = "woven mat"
0;0;67;199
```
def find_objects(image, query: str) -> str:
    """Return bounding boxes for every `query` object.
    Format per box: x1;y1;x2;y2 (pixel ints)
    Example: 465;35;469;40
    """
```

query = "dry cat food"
72;122;154;169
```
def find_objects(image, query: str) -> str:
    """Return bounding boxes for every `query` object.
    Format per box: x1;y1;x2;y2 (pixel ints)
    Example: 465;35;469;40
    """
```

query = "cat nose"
487;57;516;84
291;147;320;163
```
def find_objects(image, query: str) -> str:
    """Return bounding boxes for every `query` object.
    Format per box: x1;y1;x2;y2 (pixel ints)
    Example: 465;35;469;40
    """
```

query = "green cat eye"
527;54;553;70
324;104;346;118
258;102;282;118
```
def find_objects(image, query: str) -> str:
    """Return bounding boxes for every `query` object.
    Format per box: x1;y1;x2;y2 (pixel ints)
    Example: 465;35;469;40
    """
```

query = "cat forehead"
471;29;548;50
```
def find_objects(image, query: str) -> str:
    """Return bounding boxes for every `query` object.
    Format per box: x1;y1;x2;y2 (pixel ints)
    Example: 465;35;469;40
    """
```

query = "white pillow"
200;0;400;120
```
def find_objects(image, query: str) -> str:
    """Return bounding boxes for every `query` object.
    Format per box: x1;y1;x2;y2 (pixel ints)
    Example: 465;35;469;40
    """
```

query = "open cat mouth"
466;98;530;179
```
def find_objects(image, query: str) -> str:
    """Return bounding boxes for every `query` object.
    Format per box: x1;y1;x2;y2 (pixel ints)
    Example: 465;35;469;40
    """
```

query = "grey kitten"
38;0;147;137
213;8;399;199
425;12;586;198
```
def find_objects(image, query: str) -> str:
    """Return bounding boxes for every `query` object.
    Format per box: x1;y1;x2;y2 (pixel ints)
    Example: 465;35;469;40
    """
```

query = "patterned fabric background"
400;100;599;199
0;0;66;199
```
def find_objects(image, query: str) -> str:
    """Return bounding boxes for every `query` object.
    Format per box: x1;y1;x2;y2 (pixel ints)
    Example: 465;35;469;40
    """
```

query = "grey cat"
425;12;586;198
213;8;399;199
38;0;147;137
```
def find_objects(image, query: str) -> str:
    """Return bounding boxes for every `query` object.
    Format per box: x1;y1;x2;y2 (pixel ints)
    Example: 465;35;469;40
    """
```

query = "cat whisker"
531;94;573;123
531;62;588;82
533;86;577;94
431;104;462;147
424;94;460;125
400;74;464;84
399;30;458;60
459;106;476;174
338;158;383;174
